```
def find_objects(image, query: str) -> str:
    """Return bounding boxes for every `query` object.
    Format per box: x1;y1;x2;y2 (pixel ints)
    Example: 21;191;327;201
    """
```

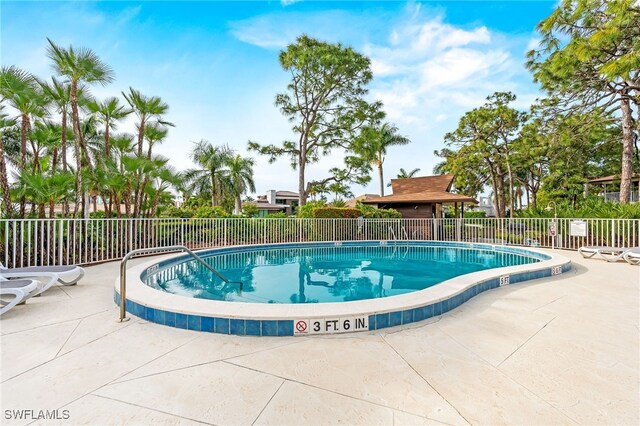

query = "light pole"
546;201;557;249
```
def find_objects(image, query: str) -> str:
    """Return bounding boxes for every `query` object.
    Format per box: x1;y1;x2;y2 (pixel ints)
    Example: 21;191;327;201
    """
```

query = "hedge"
312;207;362;218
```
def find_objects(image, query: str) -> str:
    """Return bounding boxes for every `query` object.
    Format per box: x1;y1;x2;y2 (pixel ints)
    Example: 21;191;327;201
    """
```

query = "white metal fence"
1;217;639;268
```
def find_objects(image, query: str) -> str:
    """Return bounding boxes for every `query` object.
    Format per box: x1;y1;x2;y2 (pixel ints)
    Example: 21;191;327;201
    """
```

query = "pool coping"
114;241;571;336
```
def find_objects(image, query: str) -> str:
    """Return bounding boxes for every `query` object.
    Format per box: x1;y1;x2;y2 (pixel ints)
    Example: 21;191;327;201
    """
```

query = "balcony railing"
600;191;639;203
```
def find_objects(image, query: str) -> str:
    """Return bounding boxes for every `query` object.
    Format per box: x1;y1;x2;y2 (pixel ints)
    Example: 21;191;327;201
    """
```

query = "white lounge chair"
0;278;39;315
622;248;640;265
0;262;85;286
578;246;624;259
0;271;59;296
578;246;640;263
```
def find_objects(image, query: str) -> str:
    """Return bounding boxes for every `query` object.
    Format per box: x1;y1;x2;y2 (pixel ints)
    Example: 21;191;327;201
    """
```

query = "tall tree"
225;154;256;215
87;96;130;157
122;88;172;216
442;93;524;218
354;122;410;196
528;0;640;203
0;106;15;216
396;167;421;179
183;141;233;207
0;66;48;216
46;38;115;216
248;35;383;205
40;77;76;215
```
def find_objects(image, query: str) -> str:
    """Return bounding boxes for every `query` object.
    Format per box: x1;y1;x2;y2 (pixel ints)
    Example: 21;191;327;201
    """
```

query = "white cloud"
281;0;302;6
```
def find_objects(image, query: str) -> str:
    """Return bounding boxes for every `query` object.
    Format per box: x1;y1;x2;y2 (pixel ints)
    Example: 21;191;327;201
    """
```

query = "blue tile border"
120;241;572;336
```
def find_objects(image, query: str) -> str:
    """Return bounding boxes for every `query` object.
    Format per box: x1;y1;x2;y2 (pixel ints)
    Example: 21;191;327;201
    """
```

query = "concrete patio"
1;250;638;425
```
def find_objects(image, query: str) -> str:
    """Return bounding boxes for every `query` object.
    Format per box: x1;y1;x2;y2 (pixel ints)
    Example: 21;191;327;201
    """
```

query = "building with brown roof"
361;174;477;218
586;174;639;203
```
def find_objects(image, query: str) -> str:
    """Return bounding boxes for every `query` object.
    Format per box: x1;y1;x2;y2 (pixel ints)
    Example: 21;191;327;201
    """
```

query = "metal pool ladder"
118;245;242;322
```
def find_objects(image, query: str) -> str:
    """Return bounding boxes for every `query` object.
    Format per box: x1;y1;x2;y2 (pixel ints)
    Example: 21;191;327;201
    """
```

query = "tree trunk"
298;151;307;205
0;136;13;216
488;172;499;218
31;139;40;172
494;165;506;218
70;81;83;218
19;113;30;217
150;189;162;218
378;163;384;197
211;172;216;207
114;194;121;218
506;161;515;218
61;108;70;217
619;95;634;204
104;123;110;157
234;196;242;215
132;119;146;216
124;186;132;217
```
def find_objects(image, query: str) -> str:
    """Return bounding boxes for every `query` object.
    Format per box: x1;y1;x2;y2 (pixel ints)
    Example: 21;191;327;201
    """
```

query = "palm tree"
387;168;422;188
87;96;131;157
13;168;74;218
122;88;171;156
109;135;135;216
0;106;15;216
183;141;233;207
122;88;173;216
46;38;115;217
354;123;410;196
397;167;421;179
225;154;256;214
0;66;48;216
143;122;169;160
147;159;179;217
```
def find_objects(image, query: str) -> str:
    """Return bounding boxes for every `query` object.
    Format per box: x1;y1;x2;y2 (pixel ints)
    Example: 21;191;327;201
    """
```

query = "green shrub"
267;212;289;218
193;206;230;218
464;211;486;218
241;203;259;218
517;196;640;219
297;200;328;218
312;207;361;218
355;201;402;218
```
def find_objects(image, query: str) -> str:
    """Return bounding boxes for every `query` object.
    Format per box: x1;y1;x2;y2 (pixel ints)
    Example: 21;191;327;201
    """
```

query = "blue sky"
1;1;556;197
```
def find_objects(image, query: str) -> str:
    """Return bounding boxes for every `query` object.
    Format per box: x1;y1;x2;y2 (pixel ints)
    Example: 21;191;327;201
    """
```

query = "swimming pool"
143;245;541;304
116;241;571;336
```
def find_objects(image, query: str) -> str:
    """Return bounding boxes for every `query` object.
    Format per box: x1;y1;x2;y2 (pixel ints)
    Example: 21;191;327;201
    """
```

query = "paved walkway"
1;250;638;425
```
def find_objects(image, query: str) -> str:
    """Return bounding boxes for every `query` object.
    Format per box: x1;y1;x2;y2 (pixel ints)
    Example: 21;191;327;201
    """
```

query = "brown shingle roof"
588;174;640;183
390;174;454;194
362;191;477;204
345;194;380;207
275;190;299;197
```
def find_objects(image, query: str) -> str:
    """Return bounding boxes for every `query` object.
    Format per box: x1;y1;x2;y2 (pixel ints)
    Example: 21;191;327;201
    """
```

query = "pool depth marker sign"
294;316;369;335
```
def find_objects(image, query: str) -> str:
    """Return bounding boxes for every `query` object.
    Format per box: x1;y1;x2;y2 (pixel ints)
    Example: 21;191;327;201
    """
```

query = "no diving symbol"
295;321;307;333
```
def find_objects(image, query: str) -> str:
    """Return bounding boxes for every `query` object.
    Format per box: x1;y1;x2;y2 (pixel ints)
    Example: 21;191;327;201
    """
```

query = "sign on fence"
548;222;557;237
569;220;587;237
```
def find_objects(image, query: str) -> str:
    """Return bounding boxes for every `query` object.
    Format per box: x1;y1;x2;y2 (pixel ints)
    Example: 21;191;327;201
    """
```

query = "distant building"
586;174;639;203
345;194;380;208
362;174;477;218
476;196;496;217
252;190;300;216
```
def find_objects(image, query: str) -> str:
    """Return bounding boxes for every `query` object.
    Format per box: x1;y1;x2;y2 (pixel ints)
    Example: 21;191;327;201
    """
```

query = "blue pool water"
144;244;541;304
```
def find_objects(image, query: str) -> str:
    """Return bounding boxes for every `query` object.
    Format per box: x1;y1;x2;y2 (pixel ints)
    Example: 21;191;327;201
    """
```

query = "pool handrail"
118;245;242;322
